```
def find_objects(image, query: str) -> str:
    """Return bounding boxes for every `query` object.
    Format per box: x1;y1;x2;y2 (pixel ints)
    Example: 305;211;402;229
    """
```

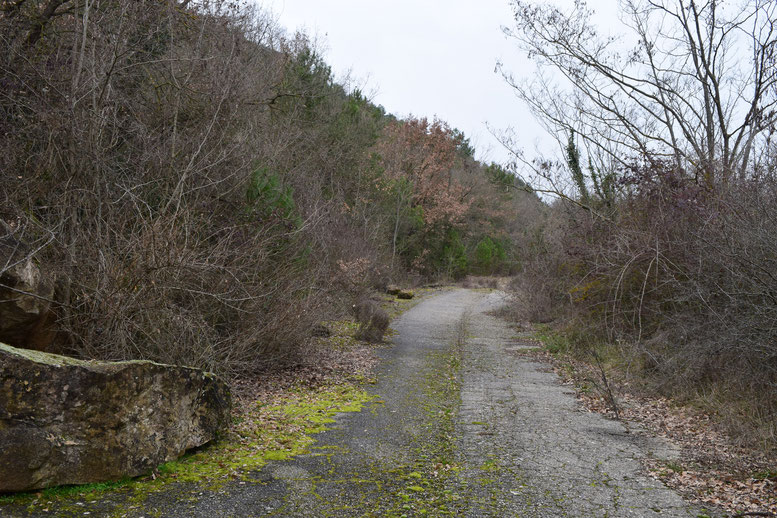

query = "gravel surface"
454;290;717;517
2;289;720;517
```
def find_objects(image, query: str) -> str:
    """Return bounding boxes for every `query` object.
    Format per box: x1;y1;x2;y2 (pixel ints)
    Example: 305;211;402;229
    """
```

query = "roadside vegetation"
500;0;777;452
0;0;540;374
3;0;776;514
496;2;777;513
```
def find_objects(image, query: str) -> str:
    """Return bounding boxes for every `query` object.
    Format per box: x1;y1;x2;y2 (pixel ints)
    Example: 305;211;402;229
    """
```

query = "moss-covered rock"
0;342;230;492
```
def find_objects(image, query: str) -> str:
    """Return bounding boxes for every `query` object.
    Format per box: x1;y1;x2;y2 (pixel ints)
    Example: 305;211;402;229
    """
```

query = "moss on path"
1;289;717;517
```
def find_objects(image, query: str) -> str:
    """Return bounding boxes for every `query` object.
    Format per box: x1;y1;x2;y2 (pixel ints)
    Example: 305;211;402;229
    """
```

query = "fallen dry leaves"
518;348;776;518
230;324;380;414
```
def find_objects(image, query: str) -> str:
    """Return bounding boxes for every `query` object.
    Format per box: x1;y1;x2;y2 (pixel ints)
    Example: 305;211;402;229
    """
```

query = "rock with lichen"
0;342;231;492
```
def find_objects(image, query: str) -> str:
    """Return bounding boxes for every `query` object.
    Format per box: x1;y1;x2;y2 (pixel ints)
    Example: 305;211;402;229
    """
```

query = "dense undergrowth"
502;0;777;451
0;0;540;374
509;178;777;450
507;182;777;450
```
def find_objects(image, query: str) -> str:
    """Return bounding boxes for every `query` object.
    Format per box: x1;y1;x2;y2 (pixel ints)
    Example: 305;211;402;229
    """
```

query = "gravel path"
454;290;715;517
3;289;718;517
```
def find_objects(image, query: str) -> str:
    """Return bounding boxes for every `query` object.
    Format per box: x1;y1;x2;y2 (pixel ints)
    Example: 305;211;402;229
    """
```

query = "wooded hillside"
0;0;540;373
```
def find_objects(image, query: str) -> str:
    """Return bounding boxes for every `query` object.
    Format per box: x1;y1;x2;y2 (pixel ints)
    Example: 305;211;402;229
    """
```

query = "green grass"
664;461;684;474
752;469;777;480
533;325;572;354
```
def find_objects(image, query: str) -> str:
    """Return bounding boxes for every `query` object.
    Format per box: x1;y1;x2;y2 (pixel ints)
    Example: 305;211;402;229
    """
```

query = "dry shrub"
516;166;777;446
352;298;390;343
508;208;571;323
0;0;334;374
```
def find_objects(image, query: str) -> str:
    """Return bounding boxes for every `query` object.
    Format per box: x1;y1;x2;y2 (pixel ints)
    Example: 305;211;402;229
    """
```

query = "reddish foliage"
375;117;471;226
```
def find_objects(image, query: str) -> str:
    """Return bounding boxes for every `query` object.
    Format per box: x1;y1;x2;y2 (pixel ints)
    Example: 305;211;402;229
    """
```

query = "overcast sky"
259;0;617;165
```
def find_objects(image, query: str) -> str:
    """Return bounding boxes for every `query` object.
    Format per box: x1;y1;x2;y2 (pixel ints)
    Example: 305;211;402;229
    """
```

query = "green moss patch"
1;383;375;514
533;325;572;355
375;335;466;517
317;320;361;349
151;383;375;486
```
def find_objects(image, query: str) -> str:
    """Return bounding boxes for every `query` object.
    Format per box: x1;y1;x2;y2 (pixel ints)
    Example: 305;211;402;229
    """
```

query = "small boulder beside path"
396;290;414;300
385;285;401;296
0;342;231;493
386;285;414;299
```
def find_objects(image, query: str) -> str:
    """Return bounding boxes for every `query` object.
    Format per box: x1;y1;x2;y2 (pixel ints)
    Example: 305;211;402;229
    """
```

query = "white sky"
259;0;620;165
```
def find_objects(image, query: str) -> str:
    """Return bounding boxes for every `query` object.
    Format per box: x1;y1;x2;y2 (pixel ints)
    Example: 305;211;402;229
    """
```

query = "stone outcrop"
0;343;231;492
0;231;64;353
0;254;58;350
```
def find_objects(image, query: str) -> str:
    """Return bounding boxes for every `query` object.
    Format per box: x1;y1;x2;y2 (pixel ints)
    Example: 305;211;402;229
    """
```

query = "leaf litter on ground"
511;345;776;518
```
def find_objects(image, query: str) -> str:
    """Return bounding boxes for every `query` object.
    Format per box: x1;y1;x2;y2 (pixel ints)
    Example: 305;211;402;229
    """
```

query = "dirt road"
4;289;718;517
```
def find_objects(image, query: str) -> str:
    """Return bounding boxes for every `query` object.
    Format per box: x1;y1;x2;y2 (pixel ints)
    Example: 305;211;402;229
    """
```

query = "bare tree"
501;0;777;191
500;1;777;446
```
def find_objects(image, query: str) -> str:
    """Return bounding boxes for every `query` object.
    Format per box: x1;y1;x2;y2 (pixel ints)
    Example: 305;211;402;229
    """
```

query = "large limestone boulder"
0;343;231;492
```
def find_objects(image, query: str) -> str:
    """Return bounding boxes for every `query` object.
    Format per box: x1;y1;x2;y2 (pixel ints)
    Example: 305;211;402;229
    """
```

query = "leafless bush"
352;297;390;343
507;206;572;323
0;0;340;374
518;172;777;442
508;276;557;324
